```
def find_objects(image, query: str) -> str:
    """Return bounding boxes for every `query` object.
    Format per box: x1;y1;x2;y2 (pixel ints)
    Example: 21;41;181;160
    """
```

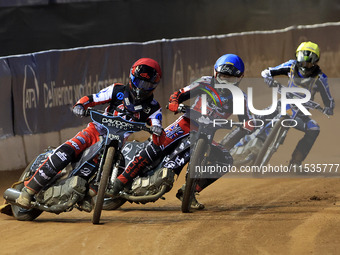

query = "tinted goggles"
215;64;243;77
296;51;319;64
131;74;158;91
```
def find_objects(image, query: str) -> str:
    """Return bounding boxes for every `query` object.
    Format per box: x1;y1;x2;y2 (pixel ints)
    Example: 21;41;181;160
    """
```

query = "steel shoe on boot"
77;195;93;212
16;187;36;208
176;184;205;210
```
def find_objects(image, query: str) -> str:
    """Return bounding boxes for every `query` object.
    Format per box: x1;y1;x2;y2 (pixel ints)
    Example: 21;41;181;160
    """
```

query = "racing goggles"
130;74;158;91
216;73;242;85
215;64;243;77
296;50;319;64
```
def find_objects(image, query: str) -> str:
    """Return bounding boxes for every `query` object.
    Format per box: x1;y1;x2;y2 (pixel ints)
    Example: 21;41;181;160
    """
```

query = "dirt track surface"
1;168;340;255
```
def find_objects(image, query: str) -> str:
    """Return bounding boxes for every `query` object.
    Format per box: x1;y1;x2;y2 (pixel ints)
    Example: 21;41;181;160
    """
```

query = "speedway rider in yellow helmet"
261;41;334;167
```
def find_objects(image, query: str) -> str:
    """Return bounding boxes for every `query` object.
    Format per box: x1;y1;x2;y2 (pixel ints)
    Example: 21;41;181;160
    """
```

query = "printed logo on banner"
23;64;39;133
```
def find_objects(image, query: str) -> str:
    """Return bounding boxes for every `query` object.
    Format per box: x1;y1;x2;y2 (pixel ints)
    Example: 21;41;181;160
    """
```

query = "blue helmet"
214;54;245;86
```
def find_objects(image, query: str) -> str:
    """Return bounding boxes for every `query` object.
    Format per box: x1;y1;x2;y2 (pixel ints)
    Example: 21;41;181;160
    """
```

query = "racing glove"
323;107;334;116
150;125;163;136
73;104;85;117
261;69;275;87
168;91;180;113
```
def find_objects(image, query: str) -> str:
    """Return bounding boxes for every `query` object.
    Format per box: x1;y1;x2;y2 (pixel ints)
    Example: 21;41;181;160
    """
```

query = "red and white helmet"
127;58;162;104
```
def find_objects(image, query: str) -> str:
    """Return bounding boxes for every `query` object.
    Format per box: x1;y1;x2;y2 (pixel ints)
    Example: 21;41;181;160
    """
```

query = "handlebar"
84;107;107;117
271;80;328;117
165;103;187;114
141;125;153;134
84;107;153;134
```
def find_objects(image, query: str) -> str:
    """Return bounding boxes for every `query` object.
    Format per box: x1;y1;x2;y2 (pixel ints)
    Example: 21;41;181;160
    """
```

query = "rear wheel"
11;158;43;221
92;147;115;224
181;139;206;213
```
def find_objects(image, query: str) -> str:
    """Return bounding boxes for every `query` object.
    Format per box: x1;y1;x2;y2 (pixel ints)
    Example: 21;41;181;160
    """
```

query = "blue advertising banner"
0;58;13;138
5;22;340;136
9;55;41;135
9;42;163;135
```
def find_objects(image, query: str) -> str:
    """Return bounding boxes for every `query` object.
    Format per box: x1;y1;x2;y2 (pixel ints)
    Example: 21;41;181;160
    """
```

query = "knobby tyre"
11;158;43;221
181;138;206;213
253;116;286;167
92;147;115;224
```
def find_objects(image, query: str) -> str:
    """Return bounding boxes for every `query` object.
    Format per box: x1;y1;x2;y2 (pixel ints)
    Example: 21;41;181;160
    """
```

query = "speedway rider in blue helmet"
108;54;254;210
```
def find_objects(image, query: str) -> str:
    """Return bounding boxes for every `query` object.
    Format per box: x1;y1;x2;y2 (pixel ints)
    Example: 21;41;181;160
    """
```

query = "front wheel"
181;138;206;213
92;147;116;224
253;117;288;167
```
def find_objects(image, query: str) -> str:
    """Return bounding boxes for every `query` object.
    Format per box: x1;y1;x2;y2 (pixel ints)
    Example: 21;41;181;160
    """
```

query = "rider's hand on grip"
261;69;276;87
265;77;276;87
73;105;85;117
168;101;179;113
151;125;163;136
168;90;181;114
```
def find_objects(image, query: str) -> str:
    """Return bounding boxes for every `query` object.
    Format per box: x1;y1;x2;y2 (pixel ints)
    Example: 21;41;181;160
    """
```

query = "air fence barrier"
0;22;339;170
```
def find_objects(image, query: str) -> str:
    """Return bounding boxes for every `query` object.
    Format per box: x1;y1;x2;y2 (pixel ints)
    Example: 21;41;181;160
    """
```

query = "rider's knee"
50;144;75;171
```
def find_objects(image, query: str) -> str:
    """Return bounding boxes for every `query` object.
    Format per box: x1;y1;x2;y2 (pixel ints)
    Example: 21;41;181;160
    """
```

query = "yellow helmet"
295;41;320;63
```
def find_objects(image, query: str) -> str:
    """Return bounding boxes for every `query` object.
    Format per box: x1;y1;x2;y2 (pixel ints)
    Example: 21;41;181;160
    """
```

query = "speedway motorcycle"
102;126;190;211
221;81;329;168
2;107;153;224
104;105;235;213
179;105;235;213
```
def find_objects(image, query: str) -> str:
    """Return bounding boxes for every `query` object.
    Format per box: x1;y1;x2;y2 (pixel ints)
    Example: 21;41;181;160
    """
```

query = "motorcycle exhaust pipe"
3;188;36;209
120;185;169;203
3;188;21;203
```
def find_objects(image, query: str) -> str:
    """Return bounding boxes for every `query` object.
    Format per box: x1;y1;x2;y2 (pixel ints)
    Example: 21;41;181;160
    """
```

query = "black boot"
118;142;162;184
107;178;125;197
289;148;305;168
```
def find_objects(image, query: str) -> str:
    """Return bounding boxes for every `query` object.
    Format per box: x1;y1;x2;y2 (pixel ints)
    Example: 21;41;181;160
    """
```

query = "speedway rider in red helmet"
16;58;164;209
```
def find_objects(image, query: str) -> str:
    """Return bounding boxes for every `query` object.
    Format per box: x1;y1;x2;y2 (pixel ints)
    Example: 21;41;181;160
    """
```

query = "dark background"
1;0;340;57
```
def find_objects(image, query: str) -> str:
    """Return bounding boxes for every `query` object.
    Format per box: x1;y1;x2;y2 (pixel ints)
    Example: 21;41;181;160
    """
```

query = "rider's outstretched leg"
16;144;75;208
289;119;320;167
108;142;163;196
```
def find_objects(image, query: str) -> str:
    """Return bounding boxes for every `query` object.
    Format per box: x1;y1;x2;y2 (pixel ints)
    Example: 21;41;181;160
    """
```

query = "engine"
35;176;87;210
130;168;175;196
